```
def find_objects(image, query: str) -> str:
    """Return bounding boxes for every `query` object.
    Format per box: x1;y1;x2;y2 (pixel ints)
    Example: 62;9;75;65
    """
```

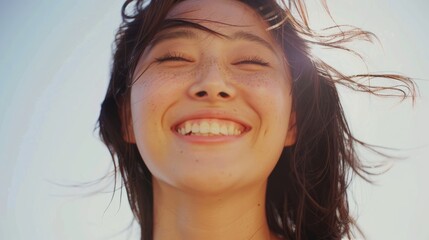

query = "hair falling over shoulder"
97;0;416;239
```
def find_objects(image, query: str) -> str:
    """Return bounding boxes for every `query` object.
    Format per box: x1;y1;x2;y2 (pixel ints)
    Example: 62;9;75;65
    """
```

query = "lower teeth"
180;131;241;136
189;132;223;136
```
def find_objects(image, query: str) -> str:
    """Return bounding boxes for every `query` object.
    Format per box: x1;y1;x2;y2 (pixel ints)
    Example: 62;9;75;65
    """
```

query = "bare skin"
129;0;295;239
152;179;283;240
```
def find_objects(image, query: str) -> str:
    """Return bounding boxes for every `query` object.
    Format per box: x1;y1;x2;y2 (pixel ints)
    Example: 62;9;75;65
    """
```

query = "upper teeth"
176;119;244;136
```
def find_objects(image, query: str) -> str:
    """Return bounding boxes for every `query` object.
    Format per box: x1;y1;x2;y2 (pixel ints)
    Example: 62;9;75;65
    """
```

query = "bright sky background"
1;1;428;239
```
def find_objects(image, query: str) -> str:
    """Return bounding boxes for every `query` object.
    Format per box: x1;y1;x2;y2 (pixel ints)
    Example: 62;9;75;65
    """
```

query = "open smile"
175;118;246;136
171;109;253;143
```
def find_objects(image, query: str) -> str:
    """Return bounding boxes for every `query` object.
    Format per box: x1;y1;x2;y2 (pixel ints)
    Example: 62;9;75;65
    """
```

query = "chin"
163;164;269;197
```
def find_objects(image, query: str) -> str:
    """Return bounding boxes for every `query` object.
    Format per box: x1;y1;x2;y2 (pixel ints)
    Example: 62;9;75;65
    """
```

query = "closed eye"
232;56;270;67
155;52;193;63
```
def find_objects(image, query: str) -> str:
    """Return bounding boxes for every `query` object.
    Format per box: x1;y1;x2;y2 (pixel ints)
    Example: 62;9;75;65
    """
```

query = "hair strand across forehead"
97;1;416;239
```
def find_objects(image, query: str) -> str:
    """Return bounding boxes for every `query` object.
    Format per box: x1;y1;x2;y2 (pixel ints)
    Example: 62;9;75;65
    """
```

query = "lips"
171;111;251;138
176;119;244;136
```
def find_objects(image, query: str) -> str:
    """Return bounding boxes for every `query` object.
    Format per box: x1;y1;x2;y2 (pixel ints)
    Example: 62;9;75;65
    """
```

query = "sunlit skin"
128;0;296;239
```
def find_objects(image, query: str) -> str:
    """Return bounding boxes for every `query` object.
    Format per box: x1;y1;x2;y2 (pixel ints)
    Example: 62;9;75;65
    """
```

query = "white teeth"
200;121;210;134
210;122;220;134
191;123;199;133
220;125;228;135
185;122;191;134
227;125;235;135
177;120;243;136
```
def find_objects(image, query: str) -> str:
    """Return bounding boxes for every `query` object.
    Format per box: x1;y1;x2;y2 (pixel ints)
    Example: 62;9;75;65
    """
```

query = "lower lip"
173;131;246;143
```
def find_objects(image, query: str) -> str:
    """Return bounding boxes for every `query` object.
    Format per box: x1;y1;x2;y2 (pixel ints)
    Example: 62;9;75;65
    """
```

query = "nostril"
196;91;207;97
218;92;230;98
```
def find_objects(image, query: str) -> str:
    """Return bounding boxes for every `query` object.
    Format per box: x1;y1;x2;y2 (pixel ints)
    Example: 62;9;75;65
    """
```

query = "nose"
188;62;236;102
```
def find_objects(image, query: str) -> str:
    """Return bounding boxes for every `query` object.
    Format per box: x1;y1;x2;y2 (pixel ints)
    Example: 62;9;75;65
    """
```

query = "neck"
152;179;275;240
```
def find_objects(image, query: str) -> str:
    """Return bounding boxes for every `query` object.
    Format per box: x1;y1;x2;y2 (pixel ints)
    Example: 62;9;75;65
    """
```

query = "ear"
120;102;136;143
284;111;297;147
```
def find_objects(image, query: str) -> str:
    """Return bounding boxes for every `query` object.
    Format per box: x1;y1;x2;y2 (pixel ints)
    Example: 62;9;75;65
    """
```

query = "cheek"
235;71;291;112
131;70;193;114
236;72;292;143
234;72;272;88
129;71;192;177
130;69;197;151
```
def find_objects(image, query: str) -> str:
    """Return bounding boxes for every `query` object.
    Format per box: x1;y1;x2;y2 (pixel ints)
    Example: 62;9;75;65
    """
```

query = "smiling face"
129;0;295;194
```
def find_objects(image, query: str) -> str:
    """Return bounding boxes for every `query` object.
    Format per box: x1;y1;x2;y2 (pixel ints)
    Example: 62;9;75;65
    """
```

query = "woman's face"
129;0;295;194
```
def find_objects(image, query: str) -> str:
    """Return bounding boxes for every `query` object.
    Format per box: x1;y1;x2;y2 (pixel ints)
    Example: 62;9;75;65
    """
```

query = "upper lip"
171;109;252;132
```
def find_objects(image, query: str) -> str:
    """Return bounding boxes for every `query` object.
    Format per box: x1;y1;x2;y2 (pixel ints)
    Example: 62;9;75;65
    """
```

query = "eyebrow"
230;31;276;53
149;29;198;48
148;27;276;54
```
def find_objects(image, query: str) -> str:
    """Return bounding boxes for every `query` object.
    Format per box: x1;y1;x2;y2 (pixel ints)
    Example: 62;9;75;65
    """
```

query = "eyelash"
234;56;269;67
155;52;192;63
155;53;269;67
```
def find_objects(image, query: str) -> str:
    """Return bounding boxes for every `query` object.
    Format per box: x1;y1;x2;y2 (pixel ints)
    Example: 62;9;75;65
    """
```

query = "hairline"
146;24;278;55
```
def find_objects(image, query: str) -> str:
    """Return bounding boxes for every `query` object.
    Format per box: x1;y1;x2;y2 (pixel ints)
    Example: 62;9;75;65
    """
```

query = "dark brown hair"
97;0;415;239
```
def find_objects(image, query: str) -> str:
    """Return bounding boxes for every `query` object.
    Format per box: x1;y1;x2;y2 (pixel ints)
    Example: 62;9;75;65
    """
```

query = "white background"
1;1;428;239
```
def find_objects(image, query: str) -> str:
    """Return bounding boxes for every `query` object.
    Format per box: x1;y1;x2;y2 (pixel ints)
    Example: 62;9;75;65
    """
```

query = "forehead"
166;0;273;40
